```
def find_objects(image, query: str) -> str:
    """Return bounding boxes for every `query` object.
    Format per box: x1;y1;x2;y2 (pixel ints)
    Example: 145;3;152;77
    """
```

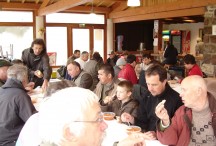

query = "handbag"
57;66;66;77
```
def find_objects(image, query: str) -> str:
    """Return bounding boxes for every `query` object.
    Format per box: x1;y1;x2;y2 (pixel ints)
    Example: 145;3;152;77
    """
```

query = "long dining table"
102;119;167;146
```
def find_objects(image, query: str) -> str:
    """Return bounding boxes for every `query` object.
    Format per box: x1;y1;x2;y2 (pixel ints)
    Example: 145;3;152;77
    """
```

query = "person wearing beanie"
113;58;126;77
0;59;12;87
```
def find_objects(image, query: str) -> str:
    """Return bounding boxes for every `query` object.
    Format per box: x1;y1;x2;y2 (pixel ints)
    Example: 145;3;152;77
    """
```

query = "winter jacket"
22;48;52;88
157;78;216;146
132;84;183;131
84;59;100;91
94;77;120;104
72;70;93;89
102;98;139;119
0;78;36;145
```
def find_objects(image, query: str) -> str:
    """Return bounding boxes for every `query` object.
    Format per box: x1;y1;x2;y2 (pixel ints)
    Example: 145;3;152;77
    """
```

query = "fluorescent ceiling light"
127;0;140;7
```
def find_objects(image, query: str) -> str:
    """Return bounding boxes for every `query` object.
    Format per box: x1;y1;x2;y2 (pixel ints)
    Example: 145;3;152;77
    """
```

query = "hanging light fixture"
127;0;140;7
90;0;96;16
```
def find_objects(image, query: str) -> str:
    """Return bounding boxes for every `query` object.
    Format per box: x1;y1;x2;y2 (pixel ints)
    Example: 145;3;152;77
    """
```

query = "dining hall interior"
1;0;216;146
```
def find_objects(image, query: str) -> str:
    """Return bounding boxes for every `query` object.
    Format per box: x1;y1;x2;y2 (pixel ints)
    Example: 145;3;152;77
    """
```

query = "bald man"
155;75;216;146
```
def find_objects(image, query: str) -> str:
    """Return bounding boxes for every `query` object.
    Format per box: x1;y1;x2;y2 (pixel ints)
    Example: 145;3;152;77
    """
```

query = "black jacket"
22;48;52;88
132;84;183;132
0;79;36;145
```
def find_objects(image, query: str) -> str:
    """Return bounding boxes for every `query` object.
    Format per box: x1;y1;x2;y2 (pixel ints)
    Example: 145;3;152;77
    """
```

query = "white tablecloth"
169;83;181;94
102;120;167;146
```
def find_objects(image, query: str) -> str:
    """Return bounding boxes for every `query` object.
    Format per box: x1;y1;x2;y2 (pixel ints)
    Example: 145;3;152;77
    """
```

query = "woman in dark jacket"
22;38;52;91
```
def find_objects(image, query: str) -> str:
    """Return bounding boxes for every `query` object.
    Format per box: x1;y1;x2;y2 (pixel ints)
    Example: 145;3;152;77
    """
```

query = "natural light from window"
0;27;33;60
46;13;105;24
0;11;33;22
46;27;68;66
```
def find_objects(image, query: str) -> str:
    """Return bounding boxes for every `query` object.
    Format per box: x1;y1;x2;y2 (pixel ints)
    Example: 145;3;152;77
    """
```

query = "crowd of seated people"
1;39;214;146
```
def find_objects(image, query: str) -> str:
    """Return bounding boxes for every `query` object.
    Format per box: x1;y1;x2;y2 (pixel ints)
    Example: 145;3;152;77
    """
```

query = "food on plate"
103;112;115;120
126;126;141;135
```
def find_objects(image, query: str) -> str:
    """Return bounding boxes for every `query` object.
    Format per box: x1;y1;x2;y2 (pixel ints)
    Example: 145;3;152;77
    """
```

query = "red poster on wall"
47;52;56;66
182;30;190;54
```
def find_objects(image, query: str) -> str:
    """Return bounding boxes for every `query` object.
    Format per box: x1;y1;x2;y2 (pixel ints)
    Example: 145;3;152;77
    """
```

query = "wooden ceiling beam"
94;0;126;2
38;0;92;16
35;0;40;4
113;7;205;23
109;0;216;19
111;1;127;12
65;6;111;14
0;2;40;10
40;0;51;8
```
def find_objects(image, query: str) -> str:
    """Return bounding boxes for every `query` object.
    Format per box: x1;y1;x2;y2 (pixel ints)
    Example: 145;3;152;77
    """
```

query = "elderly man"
0;64;36;146
22;38;52;91
38;87;146;146
123;64;182;139
74;51;89;69
0;59;12;87
67;60;93;89
155;76;216;146
94;64;120;105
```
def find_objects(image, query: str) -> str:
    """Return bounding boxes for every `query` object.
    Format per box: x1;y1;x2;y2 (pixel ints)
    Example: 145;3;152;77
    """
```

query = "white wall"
107;19;113;57
166;22;204;55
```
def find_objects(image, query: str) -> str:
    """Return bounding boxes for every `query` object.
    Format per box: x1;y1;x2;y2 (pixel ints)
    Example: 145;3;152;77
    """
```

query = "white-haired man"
38;87;146;146
155;76;216;146
0;64;36;146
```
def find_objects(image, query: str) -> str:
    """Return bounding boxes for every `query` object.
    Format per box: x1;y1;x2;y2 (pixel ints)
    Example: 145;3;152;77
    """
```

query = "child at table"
102;80;139;124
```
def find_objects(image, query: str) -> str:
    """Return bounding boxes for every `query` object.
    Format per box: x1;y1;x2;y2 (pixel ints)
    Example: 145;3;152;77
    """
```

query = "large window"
94;29;104;58
46;13;105;24
46;27;68;66
0;11;33;60
0;11;33;22
0;26;33;60
72;28;90;54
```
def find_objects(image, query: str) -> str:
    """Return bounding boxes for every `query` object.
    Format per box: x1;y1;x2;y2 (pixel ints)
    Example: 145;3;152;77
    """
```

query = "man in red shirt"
118;54;138;84
183;54;203;77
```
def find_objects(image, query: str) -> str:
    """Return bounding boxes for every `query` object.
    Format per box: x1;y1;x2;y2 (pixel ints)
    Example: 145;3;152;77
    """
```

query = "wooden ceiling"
0;0;214;23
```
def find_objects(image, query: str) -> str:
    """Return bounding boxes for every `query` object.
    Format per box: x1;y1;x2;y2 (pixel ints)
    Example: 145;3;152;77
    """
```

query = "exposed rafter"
40;0;51;8
35;0;40;4
38;0;92;16
0;2;40;10
65;5;111;14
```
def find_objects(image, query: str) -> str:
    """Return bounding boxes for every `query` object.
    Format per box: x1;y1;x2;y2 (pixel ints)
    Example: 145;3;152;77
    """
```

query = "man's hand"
143;131;156;140
103;95;115;104
155;100;170;126
121;112;134;124
41;79;48;93
118;133;146;146
25;82;35;92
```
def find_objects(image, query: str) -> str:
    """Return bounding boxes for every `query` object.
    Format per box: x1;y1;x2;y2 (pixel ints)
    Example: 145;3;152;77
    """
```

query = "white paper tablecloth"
102;119;167;146
170;83;181;94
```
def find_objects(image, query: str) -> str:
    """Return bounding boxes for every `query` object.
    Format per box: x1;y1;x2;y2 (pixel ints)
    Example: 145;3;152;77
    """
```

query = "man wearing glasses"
38;87;146;146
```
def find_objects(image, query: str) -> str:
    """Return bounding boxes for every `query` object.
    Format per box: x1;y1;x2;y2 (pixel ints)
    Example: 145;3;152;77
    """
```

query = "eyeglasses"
73;112;104;124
